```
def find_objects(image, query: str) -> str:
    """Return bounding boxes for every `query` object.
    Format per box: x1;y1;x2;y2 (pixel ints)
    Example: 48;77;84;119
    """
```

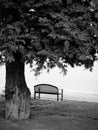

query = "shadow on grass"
0;99;98;130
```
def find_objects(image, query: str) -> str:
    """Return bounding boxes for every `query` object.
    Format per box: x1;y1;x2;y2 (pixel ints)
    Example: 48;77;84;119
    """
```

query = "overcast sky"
24;61;98;94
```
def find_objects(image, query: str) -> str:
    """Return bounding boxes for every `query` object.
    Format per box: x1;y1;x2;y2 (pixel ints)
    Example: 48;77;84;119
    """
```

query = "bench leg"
39;92;40;99
34;92;36;99
57;94;59;101
61;89;63;101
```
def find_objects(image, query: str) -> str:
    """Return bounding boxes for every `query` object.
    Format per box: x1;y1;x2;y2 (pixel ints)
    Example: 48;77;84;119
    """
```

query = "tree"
0;0;98;119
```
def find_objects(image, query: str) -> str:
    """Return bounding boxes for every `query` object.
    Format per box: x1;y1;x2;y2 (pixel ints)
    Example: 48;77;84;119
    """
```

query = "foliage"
0;0;98;74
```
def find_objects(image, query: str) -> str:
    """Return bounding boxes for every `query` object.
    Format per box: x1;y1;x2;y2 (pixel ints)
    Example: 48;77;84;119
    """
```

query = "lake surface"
63;91;98;103
32;90;98;103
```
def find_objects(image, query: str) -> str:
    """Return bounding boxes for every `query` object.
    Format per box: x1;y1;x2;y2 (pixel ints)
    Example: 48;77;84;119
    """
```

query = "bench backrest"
34;84;58;94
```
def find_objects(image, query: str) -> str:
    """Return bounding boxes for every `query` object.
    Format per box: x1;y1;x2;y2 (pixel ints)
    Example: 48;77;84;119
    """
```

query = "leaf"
78;55;87;61
57;34;67;40
78;32;88;41
95;12;98;18
64;41;70;50
94;30;98;37
48;33;57;39
5;53;15;62
67;0;72;5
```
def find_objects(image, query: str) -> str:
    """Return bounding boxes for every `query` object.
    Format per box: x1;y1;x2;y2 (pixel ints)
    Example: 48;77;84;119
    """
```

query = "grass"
0;99;98;130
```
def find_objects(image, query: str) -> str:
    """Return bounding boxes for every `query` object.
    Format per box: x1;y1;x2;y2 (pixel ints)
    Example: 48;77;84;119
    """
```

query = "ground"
0;98;98;130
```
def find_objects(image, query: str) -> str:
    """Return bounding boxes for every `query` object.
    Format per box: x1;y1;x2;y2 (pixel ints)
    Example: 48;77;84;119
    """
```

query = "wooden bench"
34;84;63;101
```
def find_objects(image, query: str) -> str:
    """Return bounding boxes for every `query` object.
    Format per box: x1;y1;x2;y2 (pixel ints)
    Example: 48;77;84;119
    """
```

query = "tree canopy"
0;0;98;75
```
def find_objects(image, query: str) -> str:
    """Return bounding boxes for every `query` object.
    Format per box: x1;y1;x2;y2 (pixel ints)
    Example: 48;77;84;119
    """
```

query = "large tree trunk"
5;57;31;119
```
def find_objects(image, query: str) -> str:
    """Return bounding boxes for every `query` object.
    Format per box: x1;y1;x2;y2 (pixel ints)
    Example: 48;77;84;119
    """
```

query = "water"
63;90;98;103
33;90;98;103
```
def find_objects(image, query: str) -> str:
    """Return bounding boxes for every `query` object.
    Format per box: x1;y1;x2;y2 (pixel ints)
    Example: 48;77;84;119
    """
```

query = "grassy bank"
0;99;98;130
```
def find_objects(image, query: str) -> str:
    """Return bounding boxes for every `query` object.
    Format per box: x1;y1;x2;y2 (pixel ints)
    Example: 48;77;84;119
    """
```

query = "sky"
0;61;98;102
25;61;98;94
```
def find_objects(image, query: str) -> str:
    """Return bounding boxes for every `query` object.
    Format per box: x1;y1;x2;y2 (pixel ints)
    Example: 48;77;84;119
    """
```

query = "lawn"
0;99;98;130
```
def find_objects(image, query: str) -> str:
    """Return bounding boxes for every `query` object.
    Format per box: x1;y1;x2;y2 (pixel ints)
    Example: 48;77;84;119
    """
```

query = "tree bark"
5;57;31;119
